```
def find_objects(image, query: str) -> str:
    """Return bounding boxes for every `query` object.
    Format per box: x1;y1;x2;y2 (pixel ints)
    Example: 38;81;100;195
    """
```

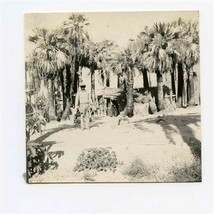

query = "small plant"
35;96;48;111
73;147;119;173
124;158;150;180
27;143;61;179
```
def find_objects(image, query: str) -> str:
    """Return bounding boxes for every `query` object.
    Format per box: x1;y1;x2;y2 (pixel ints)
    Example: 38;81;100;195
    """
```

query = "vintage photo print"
25;11;201;183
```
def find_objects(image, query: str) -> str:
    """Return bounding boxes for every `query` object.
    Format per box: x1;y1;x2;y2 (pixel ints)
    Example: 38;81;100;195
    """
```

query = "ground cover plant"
73;147;119;173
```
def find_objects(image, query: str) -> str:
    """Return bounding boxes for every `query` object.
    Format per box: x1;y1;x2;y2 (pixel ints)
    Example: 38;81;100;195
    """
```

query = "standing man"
75;82;91;130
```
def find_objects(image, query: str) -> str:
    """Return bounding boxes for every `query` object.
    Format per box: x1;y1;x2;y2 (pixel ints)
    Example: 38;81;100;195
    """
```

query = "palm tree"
112;42;140;117
133;33;152;90
141;23;173;111
29;28;67;119
182;21;199;106
169;18;199;107
88;40;118;104
59;14;90;119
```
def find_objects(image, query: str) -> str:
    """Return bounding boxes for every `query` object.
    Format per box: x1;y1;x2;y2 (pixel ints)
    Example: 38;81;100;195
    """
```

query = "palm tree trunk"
177;63;183;107
156;71;165;111
61;65;73;120
188;67;195;106
126;68;134;117
47;78;55;120
182;69;188;107
91;65;95;104
60;68;66;110
73;60;80;94
143;69;149;90
61;81;73;120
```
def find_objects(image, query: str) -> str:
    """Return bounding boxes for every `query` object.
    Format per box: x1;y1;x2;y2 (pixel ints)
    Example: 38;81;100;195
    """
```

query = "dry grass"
170;157;201;182
123;158;150;180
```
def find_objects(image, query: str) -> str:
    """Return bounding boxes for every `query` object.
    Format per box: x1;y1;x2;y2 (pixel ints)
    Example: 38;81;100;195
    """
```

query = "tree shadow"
34;124;77;143
133;123;154;133
145;113;201;159
90;121;106;128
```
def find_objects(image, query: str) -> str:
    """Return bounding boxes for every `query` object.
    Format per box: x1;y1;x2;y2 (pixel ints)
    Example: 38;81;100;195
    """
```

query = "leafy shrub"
124;158;150;179
74;147;119;173
27;143;62;179
34;96;50;122
26;103;39;141
35;96;48;111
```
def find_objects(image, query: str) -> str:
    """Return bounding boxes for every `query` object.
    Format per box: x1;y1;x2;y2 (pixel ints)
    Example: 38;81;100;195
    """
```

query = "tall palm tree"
182;21;199;105
59;14;90;119
88;40;118;104
133;33;152;90
169;18;199;107
112;42;140;117
141;23;173;111
29;28;67;119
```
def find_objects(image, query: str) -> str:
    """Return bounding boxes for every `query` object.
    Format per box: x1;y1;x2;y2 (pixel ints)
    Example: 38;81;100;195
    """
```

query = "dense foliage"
73;147;119;173
27;143;63;178
26;14;200;119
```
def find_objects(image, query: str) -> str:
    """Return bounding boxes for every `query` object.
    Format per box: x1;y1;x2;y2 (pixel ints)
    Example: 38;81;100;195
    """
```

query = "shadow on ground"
34;124;78;143
133;123;154;133
145;114;201;159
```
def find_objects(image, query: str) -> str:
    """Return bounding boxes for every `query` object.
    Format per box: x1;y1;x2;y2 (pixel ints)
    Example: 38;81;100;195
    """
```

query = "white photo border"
0;0;213;213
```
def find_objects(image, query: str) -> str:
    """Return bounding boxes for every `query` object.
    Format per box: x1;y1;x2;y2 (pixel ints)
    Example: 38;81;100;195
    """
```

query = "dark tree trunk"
156;71;165;111
47;78;55;120
60;68;67;111
188;67;195;106
73;60;79;94
117;75;120;88
126;68;134;117
91;65;95;104
61;65;73;120
177;63;183;107
171;71;176;96
182;69;188;108
61;58;79;120
142;69;149;90
106;74;110;87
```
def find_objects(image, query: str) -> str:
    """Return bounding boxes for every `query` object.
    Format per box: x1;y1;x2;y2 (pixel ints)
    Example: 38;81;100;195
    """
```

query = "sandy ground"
29;106;201;183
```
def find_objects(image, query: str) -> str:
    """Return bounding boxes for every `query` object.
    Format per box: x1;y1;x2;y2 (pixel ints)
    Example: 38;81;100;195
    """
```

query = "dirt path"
29;106;201;183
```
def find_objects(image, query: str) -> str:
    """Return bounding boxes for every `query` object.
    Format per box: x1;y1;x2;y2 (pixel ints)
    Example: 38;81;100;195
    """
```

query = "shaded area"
41;141;64;161
34;124;77;143
90;121;106;129
27;124;73;180
27;140;65;179
145;113;201;159
133;123;154;133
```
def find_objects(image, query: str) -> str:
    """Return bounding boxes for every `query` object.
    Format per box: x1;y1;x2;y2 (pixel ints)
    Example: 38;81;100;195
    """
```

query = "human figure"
75;82;91;130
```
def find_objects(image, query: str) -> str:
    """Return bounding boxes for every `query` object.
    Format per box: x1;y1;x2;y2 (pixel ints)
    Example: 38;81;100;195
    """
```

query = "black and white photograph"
25;11;201;183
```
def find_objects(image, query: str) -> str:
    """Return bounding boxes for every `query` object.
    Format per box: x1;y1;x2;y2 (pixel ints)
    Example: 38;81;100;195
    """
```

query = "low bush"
35;96;48;111
124;158;150;179
73;147;119;173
